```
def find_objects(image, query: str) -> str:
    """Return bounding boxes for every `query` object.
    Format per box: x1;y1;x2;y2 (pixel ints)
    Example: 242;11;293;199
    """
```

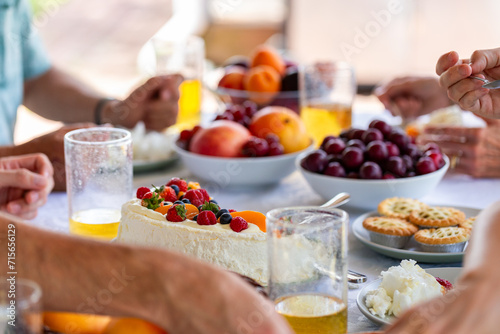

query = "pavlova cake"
116;178;268;284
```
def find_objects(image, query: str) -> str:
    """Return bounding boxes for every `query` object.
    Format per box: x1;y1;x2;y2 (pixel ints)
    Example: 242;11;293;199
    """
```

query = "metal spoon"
318;193;367;284
320;192;350;209
470;76;500;89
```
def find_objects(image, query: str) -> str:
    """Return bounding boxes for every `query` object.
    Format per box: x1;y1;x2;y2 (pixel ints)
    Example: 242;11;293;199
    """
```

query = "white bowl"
296;153;449;210
175;143;314;187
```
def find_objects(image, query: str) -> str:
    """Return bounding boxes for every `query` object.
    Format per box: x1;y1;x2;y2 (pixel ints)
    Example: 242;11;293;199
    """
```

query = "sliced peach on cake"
154;203;172;215
230;211;266;232
155;203;199;220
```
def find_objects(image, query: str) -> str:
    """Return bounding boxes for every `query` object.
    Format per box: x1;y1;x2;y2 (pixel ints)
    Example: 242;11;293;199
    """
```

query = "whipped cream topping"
127;198;262;234
365;260;443;318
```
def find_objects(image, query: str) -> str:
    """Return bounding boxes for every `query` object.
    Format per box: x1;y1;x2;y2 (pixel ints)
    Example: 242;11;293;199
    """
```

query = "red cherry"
241;137;269;157
366;140;388;163
323;162;346;177
303;150;328;173
267;142;284;156
359;162;383;179
323;138;346;155
179;129;194;141
342;147;364;169
416;157;437;175
362;128;384;144
369;120;392;137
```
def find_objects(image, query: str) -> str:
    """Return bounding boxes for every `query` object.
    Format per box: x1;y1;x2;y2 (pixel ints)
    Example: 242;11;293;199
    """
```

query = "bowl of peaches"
216;45;300;113
175;104;313;187
296;120;449;210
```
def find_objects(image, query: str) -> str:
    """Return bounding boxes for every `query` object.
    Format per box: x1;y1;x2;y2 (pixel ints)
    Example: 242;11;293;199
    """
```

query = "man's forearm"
23;67;103;123
0;146;16;158
0;213;173;328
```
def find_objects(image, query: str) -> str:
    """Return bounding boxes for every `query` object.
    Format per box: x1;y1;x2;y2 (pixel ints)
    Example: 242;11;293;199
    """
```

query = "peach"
103;318;167;334
249;106;311;154
43;312;111;334
218;66;246;90
189;120;251;157
230;211;266;232
250;45;286;76
243;65;281;105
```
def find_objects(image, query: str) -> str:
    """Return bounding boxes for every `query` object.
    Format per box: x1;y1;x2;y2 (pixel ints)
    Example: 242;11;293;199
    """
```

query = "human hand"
375;76;452;121
103;74;183;132
16;123;95;191
0;154;54;219
437;49;500;119
418;118;500;178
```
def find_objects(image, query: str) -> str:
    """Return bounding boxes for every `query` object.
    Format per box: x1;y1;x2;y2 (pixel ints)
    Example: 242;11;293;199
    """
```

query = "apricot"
43;312;111;334
230;211;266;232
218;66;246;90
250;45;286;76
155;203;199;219
243;65;281;104
103;318;167;334
249;106;311;154
154;203;172;215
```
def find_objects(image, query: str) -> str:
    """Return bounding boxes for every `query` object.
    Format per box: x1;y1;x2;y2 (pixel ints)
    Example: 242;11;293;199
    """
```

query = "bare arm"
23;67;102;123
23;67;181;131
0;213;292;334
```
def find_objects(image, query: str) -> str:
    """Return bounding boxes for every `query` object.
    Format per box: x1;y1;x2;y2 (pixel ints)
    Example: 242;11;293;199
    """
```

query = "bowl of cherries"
296;120;449;210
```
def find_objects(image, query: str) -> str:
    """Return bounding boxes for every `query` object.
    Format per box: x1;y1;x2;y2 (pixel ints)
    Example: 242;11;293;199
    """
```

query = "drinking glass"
64;128;132;240
152;35;205;131
300;62;356;146
267;207;348;334
0;279;42;333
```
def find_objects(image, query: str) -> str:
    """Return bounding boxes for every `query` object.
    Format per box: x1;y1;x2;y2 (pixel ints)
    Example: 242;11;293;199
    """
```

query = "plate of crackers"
352;197;480;263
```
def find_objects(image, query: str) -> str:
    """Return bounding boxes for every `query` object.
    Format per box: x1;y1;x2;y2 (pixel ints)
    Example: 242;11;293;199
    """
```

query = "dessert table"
32;158;500;332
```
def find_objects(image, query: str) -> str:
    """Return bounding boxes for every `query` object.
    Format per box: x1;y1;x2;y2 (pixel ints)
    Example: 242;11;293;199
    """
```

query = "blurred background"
18;0;500;142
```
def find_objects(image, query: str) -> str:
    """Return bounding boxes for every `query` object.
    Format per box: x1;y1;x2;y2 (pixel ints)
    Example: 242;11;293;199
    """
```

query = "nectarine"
249;107;311;154
250;45;286;76
243;65;281;105
189;120;251;157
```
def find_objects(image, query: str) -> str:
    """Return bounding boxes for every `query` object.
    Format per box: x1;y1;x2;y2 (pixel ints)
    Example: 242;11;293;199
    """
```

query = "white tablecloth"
32;157;500;332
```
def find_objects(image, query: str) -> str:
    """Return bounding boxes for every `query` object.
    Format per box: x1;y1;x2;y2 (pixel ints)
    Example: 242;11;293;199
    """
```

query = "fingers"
4;198;40;220
436;51;460;75
143;100;179;131
0;168;50;190
470;47;500;74
439;63;473;90
392;96;422;120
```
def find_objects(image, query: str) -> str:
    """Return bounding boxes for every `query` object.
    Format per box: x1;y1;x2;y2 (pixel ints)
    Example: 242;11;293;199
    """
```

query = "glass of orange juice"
300;62;356;146
152;35;205;131
267;207;348;334
64;128;132;240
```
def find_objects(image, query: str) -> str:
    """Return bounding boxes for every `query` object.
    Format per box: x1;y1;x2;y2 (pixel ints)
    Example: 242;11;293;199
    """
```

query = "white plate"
352;205;481;263
133;153;179;173
356;267;462;326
